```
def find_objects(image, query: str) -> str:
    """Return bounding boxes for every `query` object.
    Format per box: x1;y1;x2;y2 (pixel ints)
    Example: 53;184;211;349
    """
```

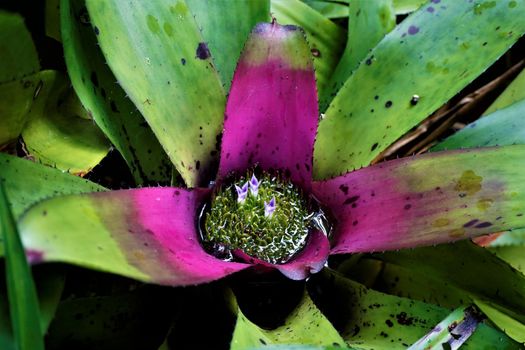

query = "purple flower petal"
312;146;525;253
19;188;249;286
236;183;249;203
264;197;276;217
217;22;318;190
249;174;259;197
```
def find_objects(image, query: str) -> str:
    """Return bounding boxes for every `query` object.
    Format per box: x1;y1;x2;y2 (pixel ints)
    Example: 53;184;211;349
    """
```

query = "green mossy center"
202;172;311;264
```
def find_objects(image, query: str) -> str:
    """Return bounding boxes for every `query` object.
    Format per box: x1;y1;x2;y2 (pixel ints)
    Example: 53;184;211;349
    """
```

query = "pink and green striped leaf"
314;0;525;179
233;230;330;281
186;0;270;92
0;153;105;221
18;188;248;286
313;145;525;253
218;22;318;189
271;0;346;100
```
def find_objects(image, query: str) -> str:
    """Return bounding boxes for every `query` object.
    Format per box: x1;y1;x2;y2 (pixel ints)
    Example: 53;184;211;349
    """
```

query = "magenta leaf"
233;230;329;280
218;22;318;189
19;188;249;286
312;146;525;253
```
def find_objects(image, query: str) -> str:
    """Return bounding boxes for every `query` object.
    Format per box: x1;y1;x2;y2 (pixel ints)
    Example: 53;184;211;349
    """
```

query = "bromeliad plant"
2;0;525;349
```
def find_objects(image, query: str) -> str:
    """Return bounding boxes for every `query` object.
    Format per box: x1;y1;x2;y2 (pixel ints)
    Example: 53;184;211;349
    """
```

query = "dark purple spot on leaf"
475;222;492;228
463;219;478;228
344;195;360;205
339;184;349;195
371;143;379;151
408;26;420;35
181;58;186;65
196;42;211;60
404;204;411;210
385;100;393;108
396;312;414;326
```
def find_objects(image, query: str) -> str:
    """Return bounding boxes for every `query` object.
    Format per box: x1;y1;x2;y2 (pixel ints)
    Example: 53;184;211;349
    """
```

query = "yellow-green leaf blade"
314;0;525;179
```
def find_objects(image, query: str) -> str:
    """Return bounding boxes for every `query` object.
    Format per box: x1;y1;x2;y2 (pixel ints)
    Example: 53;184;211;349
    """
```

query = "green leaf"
0;183;44;350
0;266;66;350
474;299;525;343
314;0;525;179
46;0;61;42
392;0;426;14
0;277;14;350
46;285;173;349
0;11;39;83
374;242;525;324
0;11;40;146
354;250;525;343
312;269;447;349
33;266;66;332
186;0;270;92
61;0;173;185
408;306;482;350
357;257;467;309
248;346;350;350
0;73;42;146
0;153;105;221
304;1;349;19
484;67;525;115
21;70;111;175
86;0;226;187
271;0;346;100
320;0;395;110
487;244;525;275
432;99;525;152
311;269;519;349
230;290;345;350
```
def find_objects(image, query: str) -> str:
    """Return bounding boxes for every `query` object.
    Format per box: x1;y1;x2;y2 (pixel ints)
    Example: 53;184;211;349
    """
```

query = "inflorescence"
201;171;313;264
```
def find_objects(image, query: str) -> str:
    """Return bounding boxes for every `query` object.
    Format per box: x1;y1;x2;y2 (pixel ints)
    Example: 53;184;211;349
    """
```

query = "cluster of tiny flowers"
235;175;276;217
201;171;312;264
